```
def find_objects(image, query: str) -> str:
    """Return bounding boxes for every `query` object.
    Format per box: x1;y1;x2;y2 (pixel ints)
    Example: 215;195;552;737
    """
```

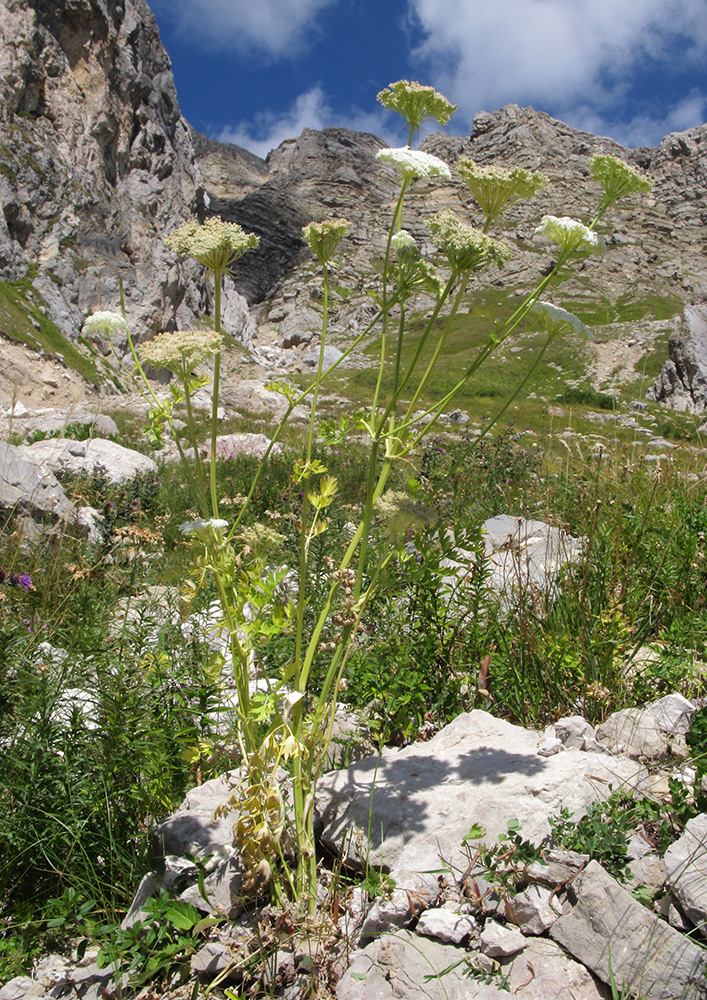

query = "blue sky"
149;0;707;158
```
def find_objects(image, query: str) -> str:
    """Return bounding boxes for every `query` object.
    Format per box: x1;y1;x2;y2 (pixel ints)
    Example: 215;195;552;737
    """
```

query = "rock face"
0;0;252;352
649;302;707;411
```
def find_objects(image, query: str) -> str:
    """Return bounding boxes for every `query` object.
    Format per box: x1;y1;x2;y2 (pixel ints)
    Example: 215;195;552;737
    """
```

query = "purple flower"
10;572;34;592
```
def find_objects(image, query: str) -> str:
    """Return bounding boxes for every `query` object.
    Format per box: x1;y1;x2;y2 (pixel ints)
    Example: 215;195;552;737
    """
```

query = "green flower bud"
427;210;514;273
302;218;350;265
377;80;457;137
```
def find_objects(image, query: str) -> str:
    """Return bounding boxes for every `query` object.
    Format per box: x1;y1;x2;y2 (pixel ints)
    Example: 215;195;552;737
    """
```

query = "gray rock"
551;860;707;999
525;849;589;887
0;441;73;523
508;884;560;935
479;919;526;957
179;855;244;919
650;303;707;412
337;929;501;1000
498;937;606;1000
480;516;584;604
0;0;255;371
629;852;667;894
19;438;157;484
0;977;46;1000
664;813;707;937
359;887;427;939
315;711;645;900
152;770;241;864
302;345;344;369
595;707;666;758
190;939;237;979
203;432;281;460
554;716;597;751
649;693;696;735
415;908;477;945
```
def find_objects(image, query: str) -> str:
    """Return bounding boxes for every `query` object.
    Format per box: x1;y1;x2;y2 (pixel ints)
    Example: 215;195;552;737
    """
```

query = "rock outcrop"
0;0;252;355
648;302;707;411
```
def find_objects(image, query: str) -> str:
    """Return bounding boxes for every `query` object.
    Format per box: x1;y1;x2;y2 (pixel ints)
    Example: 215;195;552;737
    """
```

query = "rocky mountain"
0;0;706;410
201;106;707;375
0;0;252;371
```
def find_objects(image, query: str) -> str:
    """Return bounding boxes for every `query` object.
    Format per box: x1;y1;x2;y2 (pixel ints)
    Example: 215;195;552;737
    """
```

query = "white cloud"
408;0;707;144
152;0;338;56
218;87;396;158
571;89;707;147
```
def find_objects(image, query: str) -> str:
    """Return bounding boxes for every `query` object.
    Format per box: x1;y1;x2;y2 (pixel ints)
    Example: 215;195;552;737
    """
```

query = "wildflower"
531;300;590;339
427;210;514;273
81;311;129;341
8;572;34;591
140;329;223;378
589;154;653;207
239;522;286;557
535;216;605;255
391;229;418;259
377;80;457;135
375;490;435;538
302;218;350;265
376;147;451;181
457;158;548;227
164;217;259;273
179;518;229;542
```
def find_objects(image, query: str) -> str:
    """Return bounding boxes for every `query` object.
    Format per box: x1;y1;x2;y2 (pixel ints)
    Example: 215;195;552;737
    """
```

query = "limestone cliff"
0;0;252;367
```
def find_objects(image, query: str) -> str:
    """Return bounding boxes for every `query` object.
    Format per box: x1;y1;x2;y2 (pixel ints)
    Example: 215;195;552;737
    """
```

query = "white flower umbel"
376;147;451;181
140;329;223;378
81;311;129;339
179;518;229;542
164;217;259;274
536;216;605;255
531;300;590;339
391;229;419;261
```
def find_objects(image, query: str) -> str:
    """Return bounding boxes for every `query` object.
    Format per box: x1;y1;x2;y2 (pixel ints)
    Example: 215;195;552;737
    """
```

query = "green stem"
371;180;408;427
404;272;470;421
182;378;210;518
209;269;224;518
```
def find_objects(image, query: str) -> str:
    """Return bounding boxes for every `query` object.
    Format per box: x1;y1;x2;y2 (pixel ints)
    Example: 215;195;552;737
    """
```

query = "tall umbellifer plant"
97;81;652;912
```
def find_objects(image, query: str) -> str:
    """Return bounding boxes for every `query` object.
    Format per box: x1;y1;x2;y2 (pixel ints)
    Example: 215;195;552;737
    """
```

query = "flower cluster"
179;518;229;541
164;217;259;273
81;311;129;340
375;490;435;538
377;80;457;135
531;300;589;339
427;210;514;273
457;158;548;227
390;229;418;259
140;329;223;378
302;218;350;265
0;568;33;591
535;216;605;255
589;154;653;207
376;147;451;181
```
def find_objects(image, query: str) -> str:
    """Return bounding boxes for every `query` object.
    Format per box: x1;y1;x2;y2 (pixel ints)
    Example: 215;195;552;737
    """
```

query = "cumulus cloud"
572;89;707;147
409;0;707;144
218;87;395;158
151;0;338;56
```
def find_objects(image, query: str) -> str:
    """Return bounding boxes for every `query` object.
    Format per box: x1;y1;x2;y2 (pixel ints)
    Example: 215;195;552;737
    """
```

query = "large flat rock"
315;711;645;894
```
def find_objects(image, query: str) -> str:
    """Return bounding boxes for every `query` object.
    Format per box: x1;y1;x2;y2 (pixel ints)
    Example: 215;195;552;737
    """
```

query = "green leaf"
464;822;486;841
